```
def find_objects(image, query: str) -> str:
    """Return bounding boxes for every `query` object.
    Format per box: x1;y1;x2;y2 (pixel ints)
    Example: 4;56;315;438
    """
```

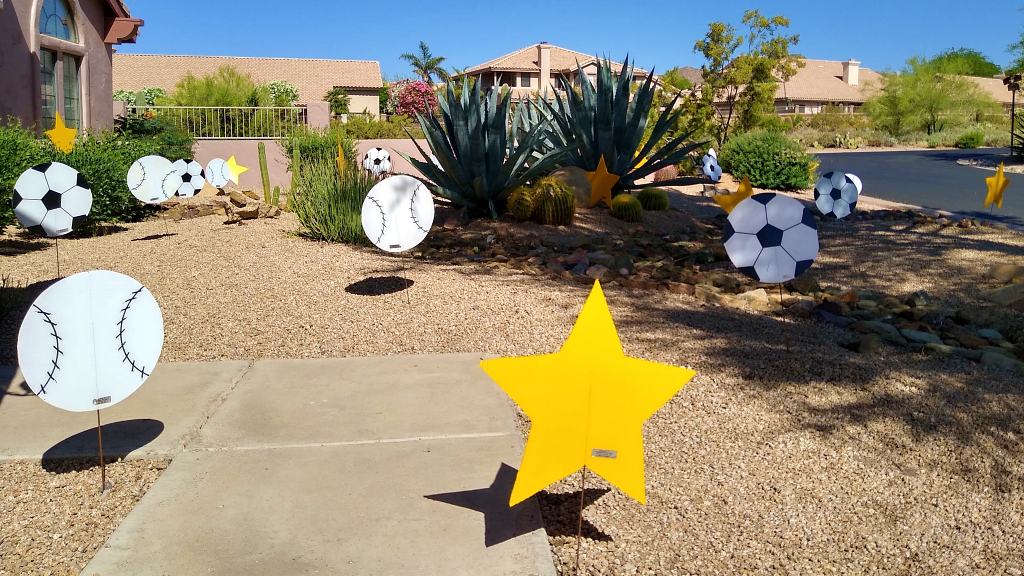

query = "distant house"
0;0;143;131
113;54;384;116
452;42;655;100
962;75;1015;110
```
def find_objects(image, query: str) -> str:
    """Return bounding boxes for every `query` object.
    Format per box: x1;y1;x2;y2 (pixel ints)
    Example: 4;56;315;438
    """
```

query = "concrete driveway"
816;148;1024;227
0;355;555;576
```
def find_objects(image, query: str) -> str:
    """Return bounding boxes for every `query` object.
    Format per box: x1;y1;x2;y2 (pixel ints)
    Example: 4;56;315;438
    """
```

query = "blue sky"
120;0;1023;78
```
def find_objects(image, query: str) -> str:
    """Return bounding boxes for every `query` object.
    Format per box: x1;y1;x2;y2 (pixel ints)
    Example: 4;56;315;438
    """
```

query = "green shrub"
337;114;424;140
116;114;194;160
1;121;163;227
610;194;643;222
292;157;374;244
282;126;357;169
637;188;669;211
720;131;816;190
955;130;985;149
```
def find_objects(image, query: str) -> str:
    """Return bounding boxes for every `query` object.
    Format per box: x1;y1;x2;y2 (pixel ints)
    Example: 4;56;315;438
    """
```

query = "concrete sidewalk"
0;354;556;576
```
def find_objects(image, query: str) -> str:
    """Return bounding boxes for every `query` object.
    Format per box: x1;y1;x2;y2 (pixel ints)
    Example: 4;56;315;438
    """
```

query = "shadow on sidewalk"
42;418;165;472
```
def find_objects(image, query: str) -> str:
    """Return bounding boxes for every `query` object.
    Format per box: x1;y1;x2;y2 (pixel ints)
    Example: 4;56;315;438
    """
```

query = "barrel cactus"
637;188;669;211
610;194;643;222
533;177;575;226
507;185;538;221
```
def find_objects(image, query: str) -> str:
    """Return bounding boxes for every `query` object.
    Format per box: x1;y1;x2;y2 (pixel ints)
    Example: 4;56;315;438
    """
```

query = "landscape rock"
987;264;1024;283
923;343;957;355
977;328;1005;342
585;265;611;281
852;320;908;345
899;329;942;345
856;334;883;354
229;190;250;208
982;284;1024;311
981;351;1024;373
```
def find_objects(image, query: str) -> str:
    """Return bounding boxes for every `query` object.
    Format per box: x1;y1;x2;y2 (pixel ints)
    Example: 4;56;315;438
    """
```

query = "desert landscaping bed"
0;459;167;576
1;187;1023;574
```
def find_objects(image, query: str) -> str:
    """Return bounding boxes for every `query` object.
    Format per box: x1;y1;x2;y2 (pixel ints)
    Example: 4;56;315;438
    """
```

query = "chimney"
842;59;860;86
538;42;552;96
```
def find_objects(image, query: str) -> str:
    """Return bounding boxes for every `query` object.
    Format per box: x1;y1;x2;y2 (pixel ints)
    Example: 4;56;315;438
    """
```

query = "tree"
660;68;694;91
266;80;299;107
400;41;448;85
324;87;351;115
694;10;802;144
1009;30;1024;74
928;48;1002;77
864;73;915;136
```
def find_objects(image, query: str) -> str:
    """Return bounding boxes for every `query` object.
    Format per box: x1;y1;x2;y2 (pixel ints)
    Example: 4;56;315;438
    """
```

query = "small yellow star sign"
714;175;753;213
480;281;696;506
585;156;620;208
226;155;248;185
44;112;76;153
985;163;1009;209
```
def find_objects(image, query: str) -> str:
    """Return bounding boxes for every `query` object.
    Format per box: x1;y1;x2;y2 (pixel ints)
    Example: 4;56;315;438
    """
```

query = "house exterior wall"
345;90;379;117
0;0;118;131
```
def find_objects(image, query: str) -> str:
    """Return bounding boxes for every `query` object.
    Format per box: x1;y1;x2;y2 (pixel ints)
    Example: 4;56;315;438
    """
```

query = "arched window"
38;0;83;129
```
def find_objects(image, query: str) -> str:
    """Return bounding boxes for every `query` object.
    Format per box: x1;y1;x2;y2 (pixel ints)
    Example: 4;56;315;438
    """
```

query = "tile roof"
965;75;1015;105
113;54;383;103
459;43;649;76
774;59;883;103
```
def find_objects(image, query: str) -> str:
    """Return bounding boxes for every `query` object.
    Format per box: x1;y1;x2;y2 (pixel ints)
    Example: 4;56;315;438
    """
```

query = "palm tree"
400;41;448;85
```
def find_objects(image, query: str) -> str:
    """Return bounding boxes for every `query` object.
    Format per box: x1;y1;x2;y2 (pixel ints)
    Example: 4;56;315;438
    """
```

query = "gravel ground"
2;195;1023;575
0;459;167;576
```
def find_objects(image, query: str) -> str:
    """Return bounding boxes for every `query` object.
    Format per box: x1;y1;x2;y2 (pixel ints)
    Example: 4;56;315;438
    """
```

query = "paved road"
816;148;1024;228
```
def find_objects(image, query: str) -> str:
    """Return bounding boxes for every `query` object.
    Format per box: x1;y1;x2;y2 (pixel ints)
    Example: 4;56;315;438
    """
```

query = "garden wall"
192;138;429;192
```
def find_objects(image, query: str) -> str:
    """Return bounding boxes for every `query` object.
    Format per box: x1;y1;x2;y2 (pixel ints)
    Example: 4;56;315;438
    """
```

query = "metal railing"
123;105;308;139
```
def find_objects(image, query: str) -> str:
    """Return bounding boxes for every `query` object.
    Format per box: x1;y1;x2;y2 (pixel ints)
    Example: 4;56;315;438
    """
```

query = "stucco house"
452;42;654;100
0;0;142;130
112;54;384;116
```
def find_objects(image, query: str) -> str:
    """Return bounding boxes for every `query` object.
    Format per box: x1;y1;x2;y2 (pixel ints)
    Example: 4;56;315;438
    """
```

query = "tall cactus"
287;147;301;212
258;142;271;204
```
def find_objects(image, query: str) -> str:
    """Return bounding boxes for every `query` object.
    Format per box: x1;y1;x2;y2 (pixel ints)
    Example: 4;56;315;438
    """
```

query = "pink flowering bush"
390;80;438;118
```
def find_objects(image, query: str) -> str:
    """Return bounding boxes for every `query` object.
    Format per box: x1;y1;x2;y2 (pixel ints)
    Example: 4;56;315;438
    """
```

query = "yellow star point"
713;175;753;213
337;143;347;173
985;163;1009;209
480;280;696;506
225;155;249;184
44;112;76;154
585;156;620;208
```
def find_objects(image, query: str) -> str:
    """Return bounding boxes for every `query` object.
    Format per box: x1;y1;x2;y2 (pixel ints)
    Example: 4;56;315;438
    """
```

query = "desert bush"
116;114;195;160
955;130;985;149
283;126;357;168
719;130;816;190
292;156;374;245
338;115;424;140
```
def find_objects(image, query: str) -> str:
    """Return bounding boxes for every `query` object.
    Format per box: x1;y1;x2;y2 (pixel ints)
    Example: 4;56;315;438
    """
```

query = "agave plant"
541;56;707;191
406;79;565;218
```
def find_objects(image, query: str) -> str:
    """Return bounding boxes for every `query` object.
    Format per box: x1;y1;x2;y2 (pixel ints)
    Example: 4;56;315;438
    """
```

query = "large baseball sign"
17;270;164;412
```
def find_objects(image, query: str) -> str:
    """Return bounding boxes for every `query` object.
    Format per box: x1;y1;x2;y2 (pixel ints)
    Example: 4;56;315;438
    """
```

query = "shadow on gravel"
345;276;414;296
425;463;546;547
537;486;613;542
42;419;165;472
0;235;51;257
131;233;178;242
0;278;59;366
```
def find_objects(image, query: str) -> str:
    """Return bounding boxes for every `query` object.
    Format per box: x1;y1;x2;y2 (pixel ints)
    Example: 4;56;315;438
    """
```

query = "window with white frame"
38;0;83;128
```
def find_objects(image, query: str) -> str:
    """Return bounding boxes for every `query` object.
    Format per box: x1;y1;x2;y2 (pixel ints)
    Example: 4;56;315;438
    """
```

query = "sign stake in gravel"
480;280;696;571
17;270;164;492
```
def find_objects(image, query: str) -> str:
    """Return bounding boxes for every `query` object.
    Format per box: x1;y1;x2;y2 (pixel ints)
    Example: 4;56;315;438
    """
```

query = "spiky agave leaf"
404;79;566;218
541;56;708;192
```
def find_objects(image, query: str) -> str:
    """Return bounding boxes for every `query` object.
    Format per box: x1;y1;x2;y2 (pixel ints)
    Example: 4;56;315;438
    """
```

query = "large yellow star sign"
985;163;1009;209
480;281;696;506
44;112;77;153
226;155;248;185
585;156;620;208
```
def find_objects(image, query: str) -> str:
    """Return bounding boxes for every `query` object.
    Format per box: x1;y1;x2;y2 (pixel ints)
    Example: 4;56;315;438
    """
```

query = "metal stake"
96;410;107;494
54;237;60;278
575;467;587;576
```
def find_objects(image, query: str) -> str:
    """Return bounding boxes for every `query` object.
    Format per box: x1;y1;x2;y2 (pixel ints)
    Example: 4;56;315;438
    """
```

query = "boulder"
981;351;1024;373
978;328;1005;342
549;167;591;207
789;274;821;296
899;329;942;345
856;334;883;354
982;284;1024;311
851;320;908;345
229;190;250;208
987;264;1024;283
585;265;611;281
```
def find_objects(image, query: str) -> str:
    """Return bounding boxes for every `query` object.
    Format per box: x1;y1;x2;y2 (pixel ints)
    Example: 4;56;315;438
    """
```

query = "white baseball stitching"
116;286;150;379
32;304;62;395
368;195;387;245
410;186;428;234
129;162;146;192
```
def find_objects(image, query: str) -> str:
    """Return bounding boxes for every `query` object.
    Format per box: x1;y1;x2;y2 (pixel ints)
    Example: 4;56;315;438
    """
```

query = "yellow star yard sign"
985;163;1009;209
585;156;620;208
44;112;76;153
226;155;248;185
713;175;753;214
337;143;348;174
480;281;696;506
